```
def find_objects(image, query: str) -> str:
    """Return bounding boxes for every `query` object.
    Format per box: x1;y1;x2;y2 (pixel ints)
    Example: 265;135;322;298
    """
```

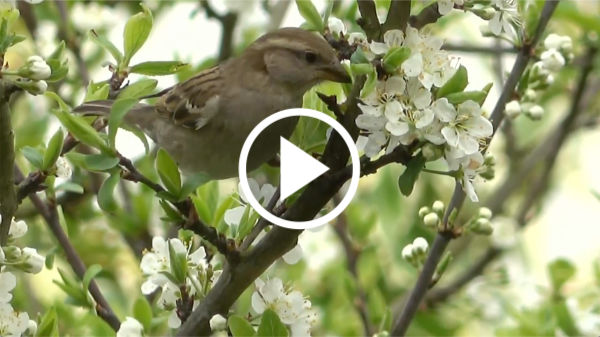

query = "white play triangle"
279;137;330;201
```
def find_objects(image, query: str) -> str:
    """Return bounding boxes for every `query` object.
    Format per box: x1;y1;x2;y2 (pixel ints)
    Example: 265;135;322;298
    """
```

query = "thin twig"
54;0;90;86
239;187;281;251
332;194;373;336
390;2;560;335
200;0;238;61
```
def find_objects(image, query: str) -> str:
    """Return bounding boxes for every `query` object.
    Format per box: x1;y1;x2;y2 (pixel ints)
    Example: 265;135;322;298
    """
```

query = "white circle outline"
238;108;360;230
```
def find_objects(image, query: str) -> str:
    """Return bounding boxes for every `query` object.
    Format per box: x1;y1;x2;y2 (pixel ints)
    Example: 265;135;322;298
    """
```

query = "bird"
75;27;351;179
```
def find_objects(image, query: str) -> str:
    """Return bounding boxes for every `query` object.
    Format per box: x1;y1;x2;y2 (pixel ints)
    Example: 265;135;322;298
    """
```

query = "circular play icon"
238;108;360;230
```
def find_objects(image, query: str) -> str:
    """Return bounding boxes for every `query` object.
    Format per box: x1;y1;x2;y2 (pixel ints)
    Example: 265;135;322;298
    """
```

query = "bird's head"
243;27;352;92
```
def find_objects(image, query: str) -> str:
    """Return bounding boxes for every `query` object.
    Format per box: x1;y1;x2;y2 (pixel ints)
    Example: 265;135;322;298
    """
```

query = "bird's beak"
320;62;352;83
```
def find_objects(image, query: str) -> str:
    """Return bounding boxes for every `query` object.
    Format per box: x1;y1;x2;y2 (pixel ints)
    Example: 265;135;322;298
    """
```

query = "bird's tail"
73;100;156;133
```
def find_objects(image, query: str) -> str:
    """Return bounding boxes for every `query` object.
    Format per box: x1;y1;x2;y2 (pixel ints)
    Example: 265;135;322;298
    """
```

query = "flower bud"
423;212;440;227
418;206;431;218
56;157;72;179
432;201;444;213
9;219;27;238
14;78;48;96
19;56;51;80
22;247;44;274
471;218;493;235
209;314;227;331
2;246;22;261
327;17;346;37
541;49;565;72
524;104;544;120
422;143;443;161
523;89;537;101
401;244;414;261
504;100;521;119
412;237;429;255
478;207;492;219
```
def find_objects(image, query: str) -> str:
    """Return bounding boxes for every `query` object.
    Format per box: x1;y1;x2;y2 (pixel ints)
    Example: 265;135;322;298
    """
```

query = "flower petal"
386;121;409;136
441;126;459;147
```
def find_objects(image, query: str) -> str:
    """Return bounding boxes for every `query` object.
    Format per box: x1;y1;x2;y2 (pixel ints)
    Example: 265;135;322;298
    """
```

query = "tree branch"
15;167;121;331
176;75;368;336
332;194;373;336
200;0;238;61
357;0;381;41
390;1;560;335
383;0;411;32
409;2;441;29
0;83;17;245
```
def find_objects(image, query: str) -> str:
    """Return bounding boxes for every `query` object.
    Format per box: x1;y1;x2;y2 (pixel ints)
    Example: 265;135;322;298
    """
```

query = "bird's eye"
304;51;317;63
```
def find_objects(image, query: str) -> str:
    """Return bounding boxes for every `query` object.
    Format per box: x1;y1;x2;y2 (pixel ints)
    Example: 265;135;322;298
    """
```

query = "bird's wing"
155;66;223;130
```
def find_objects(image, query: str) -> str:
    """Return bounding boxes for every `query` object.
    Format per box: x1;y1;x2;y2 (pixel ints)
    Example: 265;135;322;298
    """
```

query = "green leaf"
98;173;120;212
361;68;378;98
118;79;158;99
88;30;123;63
159;199;184;222
43;129;64;170
82;264;102;291
133;297;153;332
109;98;139;148
22;146;43;169
548;258;576;292
35;306;59;337
55;182;84;194
552;299;581;336
295;0;325;32
229;315;256;337
84;82;110;102
168;241;187;284
46;58;69;83
46;92;113;154
156;148;181;196
179;172;211;201
123;4;153;65
350;63;374;75
256;309;289;337
66;153;120;172
436;65;468;98
445;83;492;106
398;154;426;196
382;47;411;73
129;61;189;76
48;40;66;60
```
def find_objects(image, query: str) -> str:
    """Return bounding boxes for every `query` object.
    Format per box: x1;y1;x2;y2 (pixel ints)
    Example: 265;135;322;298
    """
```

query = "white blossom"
437;0;464;16
0;303;30;337
0;272;16;303
327;17;346;37
446;150;486;202
21;247;44;274
116;317;144;337
55;157;72;179
209;314;227;332
251;278;317;337
488;0;519;36
282;245;303;265
434;99;492;156
8;219;27;239
544;34;572;52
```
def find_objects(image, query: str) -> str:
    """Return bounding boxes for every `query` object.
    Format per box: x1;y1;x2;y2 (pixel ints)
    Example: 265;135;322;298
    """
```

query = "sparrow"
75;27;351;179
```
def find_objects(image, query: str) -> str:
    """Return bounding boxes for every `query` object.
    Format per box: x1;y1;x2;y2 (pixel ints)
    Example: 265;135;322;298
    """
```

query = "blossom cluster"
505;34;573;120
350;26;493;201
251;278;317;337
0;217;43;337
140;236;220;329
12;56;51;96
437;0;520;38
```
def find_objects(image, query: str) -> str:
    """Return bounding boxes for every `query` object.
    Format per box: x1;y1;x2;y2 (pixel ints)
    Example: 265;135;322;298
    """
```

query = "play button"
238;108;360;230
279;137;329;201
